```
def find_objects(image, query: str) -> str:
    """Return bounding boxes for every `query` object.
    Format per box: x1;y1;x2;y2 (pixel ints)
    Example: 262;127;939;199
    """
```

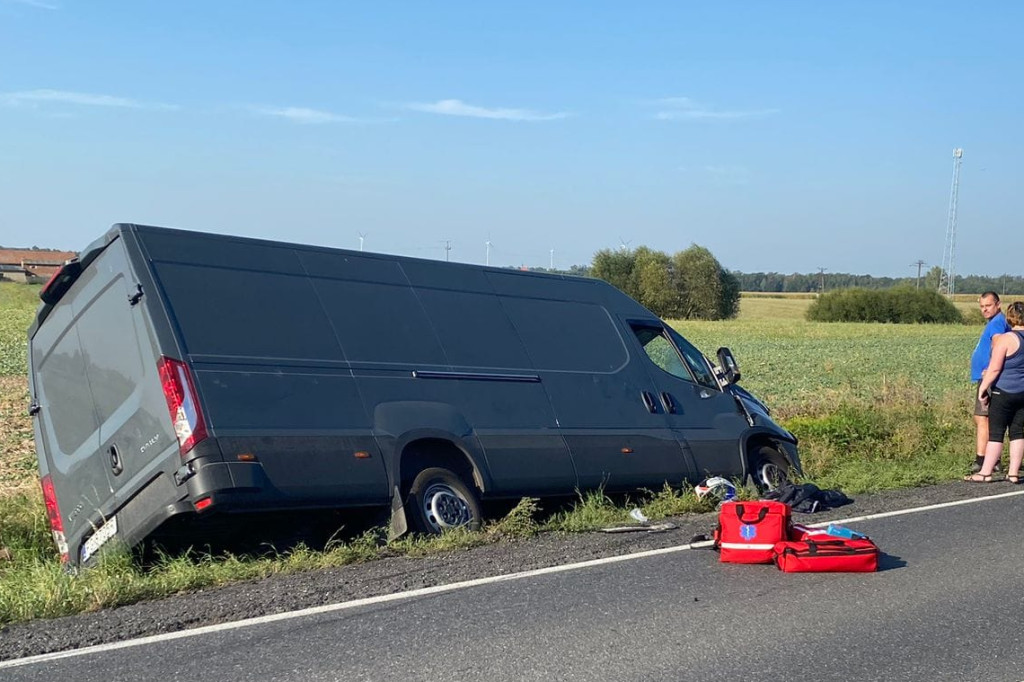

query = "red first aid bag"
773;537;879;573
787;523;835;542
714;500;791;564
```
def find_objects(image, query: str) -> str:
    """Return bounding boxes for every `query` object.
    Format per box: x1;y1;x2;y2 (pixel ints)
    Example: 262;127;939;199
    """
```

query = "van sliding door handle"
640;391;657;413
660;392;676;413
109;445;123;476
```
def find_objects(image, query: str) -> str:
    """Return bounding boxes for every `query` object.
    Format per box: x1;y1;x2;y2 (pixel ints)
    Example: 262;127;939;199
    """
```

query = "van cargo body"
28;224;800;565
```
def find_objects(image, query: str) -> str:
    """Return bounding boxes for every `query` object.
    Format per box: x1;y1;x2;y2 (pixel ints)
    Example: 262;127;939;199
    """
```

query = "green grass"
0;283;990;624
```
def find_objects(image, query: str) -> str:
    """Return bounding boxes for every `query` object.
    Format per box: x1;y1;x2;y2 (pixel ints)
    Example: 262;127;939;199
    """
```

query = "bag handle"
805;539;853;555
733;504;769;524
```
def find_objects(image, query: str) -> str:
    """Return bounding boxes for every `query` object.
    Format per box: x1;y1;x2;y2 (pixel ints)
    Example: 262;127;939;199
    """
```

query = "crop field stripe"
4;488;1024;670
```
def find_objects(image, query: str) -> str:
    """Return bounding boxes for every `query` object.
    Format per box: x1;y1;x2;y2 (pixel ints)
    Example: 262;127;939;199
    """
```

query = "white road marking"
3;488;1024;670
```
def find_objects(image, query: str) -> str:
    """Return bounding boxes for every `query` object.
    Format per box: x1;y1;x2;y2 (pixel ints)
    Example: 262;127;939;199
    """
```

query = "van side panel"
501;296;693;490
141;233;390;504
412;287;576;495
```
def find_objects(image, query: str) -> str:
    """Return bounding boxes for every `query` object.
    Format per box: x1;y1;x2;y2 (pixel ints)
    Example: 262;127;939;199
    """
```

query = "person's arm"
979;334;1009;401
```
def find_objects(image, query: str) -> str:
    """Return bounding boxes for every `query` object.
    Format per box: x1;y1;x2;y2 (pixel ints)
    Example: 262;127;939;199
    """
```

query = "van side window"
631;325;718;390
632;326;693;382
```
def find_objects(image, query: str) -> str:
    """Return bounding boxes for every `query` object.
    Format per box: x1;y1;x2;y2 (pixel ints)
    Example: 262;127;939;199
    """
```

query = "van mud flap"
388;485;408;540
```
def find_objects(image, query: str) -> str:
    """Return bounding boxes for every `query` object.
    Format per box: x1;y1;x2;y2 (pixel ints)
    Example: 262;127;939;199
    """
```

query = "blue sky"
1;1;1021;277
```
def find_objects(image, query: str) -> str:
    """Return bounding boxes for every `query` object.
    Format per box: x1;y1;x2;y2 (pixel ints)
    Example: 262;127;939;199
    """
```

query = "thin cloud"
704;165;751;184
653;97;778;121
405;99;570;121
0;89;177;110
3;0;58;9
252;106;362;125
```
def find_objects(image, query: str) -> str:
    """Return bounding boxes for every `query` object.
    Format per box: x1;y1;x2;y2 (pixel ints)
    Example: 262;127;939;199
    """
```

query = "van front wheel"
750;446;791;493
408;467;482;534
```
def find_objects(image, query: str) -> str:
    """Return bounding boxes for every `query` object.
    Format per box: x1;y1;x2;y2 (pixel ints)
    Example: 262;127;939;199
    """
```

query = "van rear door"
30;272;113;559
30;235;176;563
71;237;175;505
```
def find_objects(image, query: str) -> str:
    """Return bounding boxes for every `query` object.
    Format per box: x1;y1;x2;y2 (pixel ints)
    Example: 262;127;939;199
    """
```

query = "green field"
0;281;987;623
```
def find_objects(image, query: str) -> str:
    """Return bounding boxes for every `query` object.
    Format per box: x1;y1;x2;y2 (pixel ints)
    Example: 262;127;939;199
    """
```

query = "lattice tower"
939;148;964;296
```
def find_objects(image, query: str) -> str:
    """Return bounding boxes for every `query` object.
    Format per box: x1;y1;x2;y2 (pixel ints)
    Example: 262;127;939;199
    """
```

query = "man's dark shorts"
975;381;989;417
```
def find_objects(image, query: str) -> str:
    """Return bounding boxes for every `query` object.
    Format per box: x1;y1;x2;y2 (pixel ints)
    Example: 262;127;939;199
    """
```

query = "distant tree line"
730;267;1024;295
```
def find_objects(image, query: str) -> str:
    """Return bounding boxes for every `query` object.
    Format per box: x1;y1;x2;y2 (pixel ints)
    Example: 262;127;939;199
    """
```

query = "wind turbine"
618;236;632;252
358;232;367;252
485;237;493;266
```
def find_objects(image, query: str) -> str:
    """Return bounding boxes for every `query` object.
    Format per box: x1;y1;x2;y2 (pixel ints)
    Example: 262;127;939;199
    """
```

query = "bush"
806;287;962;324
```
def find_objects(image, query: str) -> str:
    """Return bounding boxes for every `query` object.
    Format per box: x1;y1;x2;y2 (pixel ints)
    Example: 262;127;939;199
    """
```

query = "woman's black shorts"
987;387;1024;442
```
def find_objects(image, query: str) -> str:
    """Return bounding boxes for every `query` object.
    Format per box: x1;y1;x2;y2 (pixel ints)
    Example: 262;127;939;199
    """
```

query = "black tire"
407;467;483;534
750;446;792;493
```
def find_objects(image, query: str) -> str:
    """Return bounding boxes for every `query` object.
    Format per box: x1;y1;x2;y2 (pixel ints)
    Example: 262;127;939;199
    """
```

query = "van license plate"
80;516;118;564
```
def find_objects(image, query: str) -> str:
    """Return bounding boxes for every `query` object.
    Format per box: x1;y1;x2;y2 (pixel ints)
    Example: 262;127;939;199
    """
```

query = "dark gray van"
28;224;799;565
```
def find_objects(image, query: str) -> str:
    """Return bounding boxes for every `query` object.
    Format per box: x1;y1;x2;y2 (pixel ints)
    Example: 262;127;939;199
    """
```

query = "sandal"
1006;475;1022;485
963;473;1003;482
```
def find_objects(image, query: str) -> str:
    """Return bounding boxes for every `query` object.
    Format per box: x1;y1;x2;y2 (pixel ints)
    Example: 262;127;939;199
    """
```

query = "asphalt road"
4;490;1024;681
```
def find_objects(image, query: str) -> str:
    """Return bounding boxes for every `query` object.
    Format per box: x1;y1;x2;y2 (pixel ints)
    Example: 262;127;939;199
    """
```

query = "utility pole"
818;267;827;293
912;260;926;289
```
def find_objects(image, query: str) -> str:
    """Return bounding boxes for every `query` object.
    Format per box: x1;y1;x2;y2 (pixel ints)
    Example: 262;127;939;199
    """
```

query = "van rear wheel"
408;467;482;534
751;446;791;493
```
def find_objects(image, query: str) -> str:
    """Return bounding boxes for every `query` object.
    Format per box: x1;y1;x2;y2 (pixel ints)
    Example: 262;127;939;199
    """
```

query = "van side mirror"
716;347;741;384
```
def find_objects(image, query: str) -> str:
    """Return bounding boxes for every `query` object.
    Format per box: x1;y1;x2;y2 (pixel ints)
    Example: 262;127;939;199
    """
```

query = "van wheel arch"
396;439;484;535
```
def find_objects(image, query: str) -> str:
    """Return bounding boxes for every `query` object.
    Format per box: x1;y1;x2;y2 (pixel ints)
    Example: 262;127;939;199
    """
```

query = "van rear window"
74;280;144;424
41;329;98;455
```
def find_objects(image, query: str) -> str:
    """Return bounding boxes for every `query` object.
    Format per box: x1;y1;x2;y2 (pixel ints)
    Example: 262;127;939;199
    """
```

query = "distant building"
0;248;76;283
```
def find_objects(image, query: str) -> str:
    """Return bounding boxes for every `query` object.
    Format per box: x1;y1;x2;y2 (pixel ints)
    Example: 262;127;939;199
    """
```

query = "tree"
591;248;639;300
672;244;740;320
590;243;739;320
632;247;682;317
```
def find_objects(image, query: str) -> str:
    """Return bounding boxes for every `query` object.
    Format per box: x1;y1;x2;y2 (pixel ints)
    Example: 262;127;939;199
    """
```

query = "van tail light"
39;259;83;306
40;475;70;563
157;356;208;457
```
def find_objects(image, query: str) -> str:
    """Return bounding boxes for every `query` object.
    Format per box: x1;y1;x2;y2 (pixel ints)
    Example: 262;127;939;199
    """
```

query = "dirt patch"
0;377;36;497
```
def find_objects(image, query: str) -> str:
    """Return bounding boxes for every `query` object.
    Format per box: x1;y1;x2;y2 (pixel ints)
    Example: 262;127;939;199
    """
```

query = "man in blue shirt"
971;291;1011;472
